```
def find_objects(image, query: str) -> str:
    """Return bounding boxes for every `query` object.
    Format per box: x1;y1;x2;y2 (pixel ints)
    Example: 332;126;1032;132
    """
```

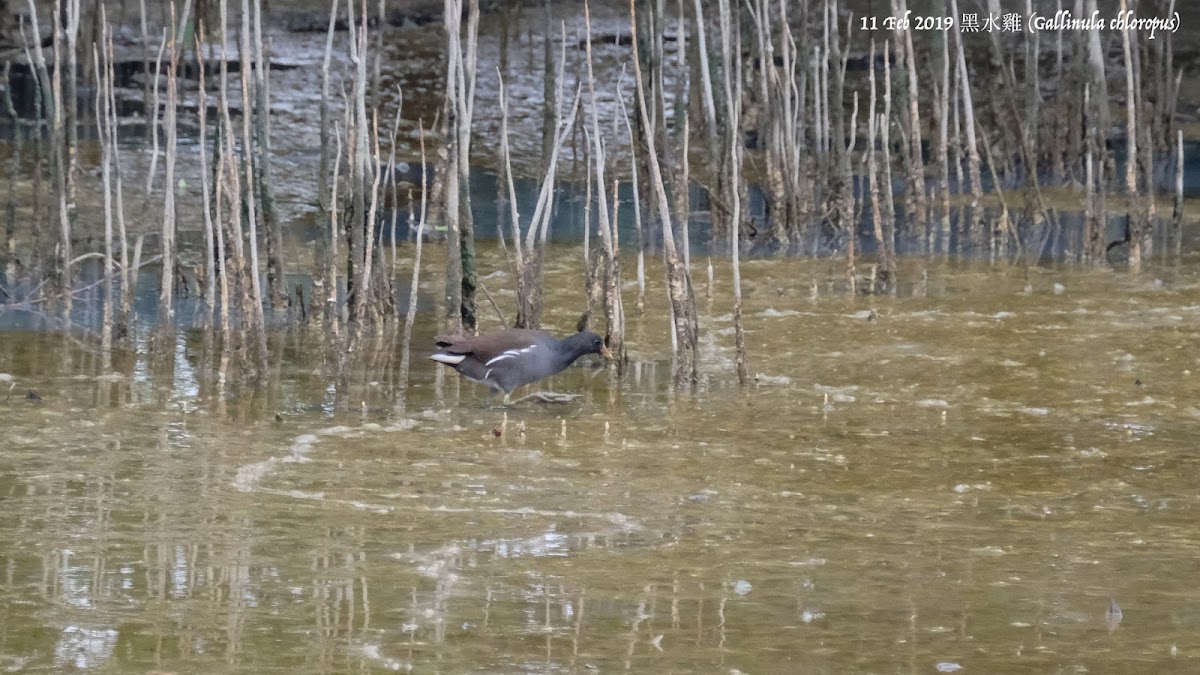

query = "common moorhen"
431;329;612;401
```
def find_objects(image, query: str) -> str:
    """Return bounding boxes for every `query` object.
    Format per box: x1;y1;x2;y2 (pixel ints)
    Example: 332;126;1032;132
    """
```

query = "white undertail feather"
430;353;467;365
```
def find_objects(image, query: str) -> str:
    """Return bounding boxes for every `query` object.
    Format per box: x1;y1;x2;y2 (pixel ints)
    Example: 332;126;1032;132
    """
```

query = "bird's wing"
434;330;549;363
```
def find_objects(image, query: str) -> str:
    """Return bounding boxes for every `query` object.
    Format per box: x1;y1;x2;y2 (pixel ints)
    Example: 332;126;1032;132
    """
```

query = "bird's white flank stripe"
485;344;536;366
431;353;467;365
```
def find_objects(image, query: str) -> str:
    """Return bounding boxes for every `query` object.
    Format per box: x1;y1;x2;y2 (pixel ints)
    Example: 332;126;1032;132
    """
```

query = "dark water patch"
280;0;450;33
358;168;1164;264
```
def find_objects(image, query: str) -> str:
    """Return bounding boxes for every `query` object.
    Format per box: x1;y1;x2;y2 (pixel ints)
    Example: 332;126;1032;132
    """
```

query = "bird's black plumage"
431;329;611;394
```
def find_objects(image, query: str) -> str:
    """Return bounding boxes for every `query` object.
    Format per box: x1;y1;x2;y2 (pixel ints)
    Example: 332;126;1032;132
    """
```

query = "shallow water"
1;249;1200;672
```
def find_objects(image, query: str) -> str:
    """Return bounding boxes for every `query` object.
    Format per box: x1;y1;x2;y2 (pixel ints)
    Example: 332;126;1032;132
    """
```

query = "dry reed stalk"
678;9;699;330
492;102;512;274
63;0;80;252
253;0;285;311
609;176;623;335
1131;13;1154;263
949;0;981;245
615;82;646;315
347;0;371;333
691;0;727;251
892;0;925;241
1119;0;1140;272
16;17;47;285
139;0;151;131
1085;84;1096;263
49;0;65;302
25;0;70;311
949;43;963;201
630;0;696;386
1162;0;1177;153
224;0;254;357
866;40;882;267
1140;98;1155;265
540;0;555;172
716;0;746;384
777;0;806;248
672;0;690;274
1083;82;1108;262
1;63;17;284
497;70;524;304
583;125;594;285
214;130;231;341
675;113;691;266
93;42;113;365
1173;130;1183;260
811;44;822;163
936;24;950;257
1024;0;1039;163
651;0;667;146
1166;70;1182;166
440;0;463;333
583;0;624;364
314;0;339;327
982;9;1054;256
158;4;182;326
372;0;384;100
100;18;132;334
1052;0;1068;182
846;90;858;293
397;123;431;411
516;24;578;330
748;0;778;241
879;44;896;290
1083;0;1111;176
328;123;343;338
979;127;1013;263
458;0;480;332
386;92;403;286
793;1;813;232
826;1;850;245
781;0;803;217
363;110;385;333
236;0;266;357
146;31;166;195
318;0;339;222
690;0;718;143
196;28;217;329
215;0;235;342
832;8;854;254
582;129;598;318
821;5;831;163
744;0;772;242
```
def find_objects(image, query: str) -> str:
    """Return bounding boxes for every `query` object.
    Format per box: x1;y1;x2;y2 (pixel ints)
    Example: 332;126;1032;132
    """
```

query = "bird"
431;329;612;402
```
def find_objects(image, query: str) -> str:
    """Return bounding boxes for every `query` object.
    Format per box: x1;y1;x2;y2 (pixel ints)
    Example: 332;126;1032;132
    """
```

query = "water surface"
1;250;1199;671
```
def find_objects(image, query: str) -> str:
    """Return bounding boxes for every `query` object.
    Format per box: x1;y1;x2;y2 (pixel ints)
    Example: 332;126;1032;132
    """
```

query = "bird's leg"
478;385;512;407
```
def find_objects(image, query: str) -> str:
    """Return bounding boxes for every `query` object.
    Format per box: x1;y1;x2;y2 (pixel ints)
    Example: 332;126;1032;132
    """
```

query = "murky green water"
2;248;1200;672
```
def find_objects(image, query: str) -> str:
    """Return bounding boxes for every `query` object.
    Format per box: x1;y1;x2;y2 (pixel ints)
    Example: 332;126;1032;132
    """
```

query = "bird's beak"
600;346;614;361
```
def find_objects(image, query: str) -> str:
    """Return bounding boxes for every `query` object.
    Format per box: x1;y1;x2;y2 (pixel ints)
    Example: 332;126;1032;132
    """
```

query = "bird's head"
578;330;613;361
